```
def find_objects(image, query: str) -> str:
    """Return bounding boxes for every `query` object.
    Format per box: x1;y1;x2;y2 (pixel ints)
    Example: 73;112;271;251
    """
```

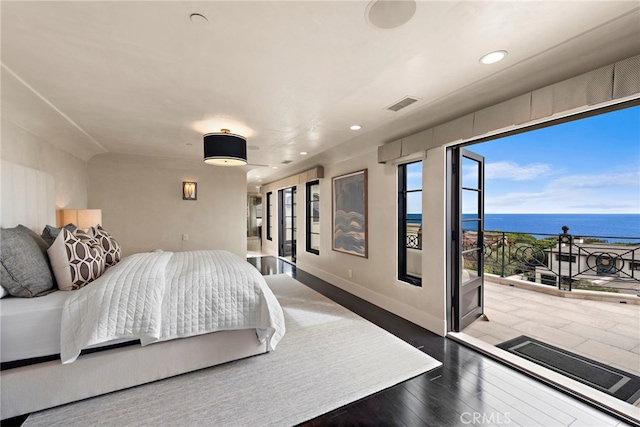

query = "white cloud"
484;166;640;213
484;161;553;181
486;191;548;208
486;179;639;213
546;170;640;190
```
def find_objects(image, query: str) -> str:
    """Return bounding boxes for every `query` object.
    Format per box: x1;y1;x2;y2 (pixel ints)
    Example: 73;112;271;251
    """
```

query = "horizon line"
483;212;640;215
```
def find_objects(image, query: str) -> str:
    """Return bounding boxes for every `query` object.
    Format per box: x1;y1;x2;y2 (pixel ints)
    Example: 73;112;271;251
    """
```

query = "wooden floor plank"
492;365;625;427
481;366;577;426
402;375;510;427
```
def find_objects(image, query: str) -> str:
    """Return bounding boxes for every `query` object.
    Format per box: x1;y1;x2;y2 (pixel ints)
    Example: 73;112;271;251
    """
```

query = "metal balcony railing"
406;224;422;250
464;226;640;295
406;232;421;249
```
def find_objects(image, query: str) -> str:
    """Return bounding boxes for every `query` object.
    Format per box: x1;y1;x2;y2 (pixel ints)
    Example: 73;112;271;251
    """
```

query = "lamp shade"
58;209;102;230
203;131;247;166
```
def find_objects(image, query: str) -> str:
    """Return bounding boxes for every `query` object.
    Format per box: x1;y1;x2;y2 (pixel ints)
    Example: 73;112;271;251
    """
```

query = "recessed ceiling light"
300;151;308;155
272;166;278;169
479;50;508;65
350;125;362;131
190;13;209;26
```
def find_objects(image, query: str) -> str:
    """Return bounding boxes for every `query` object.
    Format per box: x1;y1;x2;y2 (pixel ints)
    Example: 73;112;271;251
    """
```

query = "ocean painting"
333;169;367;257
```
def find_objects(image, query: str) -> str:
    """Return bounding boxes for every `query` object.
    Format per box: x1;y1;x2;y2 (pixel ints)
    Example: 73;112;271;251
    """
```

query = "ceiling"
2;1;639;191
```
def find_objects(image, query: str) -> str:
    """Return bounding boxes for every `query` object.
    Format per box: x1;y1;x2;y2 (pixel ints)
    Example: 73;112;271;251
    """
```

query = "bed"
0;161;285;420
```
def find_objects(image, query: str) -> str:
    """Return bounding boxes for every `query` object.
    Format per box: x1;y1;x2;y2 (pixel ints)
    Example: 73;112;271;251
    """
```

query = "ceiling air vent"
281;160;292;164
386;96;419;112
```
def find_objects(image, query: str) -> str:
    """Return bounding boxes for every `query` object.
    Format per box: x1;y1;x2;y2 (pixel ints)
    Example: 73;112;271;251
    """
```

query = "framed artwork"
332;169;367;258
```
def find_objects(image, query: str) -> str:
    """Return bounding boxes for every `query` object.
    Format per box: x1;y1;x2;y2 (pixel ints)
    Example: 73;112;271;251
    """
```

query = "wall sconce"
57;209;102;230
183;182;197;200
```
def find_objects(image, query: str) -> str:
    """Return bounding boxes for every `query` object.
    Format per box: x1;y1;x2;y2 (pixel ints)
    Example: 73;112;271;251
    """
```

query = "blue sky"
468;105;640;214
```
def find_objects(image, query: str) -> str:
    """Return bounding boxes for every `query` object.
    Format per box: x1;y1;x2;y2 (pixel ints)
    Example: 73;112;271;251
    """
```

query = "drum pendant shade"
203;131;247;166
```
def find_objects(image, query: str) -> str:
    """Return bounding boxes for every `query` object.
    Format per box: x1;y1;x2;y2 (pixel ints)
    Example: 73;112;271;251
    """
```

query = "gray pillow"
0;225;56;297
41;223;77;247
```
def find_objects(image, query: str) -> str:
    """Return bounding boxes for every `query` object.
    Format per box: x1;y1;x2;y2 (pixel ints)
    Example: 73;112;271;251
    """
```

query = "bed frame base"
1;329;266;420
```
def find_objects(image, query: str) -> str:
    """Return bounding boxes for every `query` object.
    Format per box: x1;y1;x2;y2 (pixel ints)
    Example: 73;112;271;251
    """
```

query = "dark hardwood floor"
248;256;637;427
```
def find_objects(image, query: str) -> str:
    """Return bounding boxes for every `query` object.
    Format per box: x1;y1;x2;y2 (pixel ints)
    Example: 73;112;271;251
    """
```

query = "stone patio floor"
465;281;640;380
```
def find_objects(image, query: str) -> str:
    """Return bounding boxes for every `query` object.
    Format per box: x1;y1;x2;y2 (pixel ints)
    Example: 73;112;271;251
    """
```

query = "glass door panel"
453;148;485;331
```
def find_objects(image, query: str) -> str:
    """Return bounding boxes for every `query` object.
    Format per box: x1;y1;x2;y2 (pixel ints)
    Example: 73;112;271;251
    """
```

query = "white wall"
88;153;247;258
0;119;88;211
264;147;448;336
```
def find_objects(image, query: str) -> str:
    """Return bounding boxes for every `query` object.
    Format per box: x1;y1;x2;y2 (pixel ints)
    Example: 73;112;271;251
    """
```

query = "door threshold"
448;332;640;425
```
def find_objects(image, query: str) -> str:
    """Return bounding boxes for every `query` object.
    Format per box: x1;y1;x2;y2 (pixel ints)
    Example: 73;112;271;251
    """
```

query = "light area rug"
25;274;441;426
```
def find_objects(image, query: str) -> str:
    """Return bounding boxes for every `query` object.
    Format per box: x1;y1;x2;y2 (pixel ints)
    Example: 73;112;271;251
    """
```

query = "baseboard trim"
299;263;446;336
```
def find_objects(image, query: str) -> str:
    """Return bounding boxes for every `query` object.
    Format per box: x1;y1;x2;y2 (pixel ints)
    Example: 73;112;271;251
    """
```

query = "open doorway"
448;103;640;407
247;194;262;238
278;186;297;263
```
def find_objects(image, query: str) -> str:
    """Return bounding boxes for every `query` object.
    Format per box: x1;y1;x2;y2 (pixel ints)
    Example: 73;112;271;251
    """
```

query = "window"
306;181;320;255
630;261;640;271
266;192;273;241
398;161;422;286
555;254;576;263
540;274;556;286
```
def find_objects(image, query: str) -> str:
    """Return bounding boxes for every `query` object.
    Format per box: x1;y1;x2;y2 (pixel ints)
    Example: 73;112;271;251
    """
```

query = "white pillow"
47;229;106;291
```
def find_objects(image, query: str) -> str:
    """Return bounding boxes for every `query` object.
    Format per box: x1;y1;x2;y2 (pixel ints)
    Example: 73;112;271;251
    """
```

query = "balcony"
460;227;640;406
466;278;640;385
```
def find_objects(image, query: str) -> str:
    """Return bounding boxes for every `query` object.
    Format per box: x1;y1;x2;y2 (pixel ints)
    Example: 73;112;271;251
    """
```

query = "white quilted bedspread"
60;250;285;364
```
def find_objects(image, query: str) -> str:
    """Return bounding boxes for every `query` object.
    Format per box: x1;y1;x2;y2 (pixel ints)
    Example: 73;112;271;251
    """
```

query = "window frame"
305;180;320;255
555;254;576;263
266;192;273;241
398;161;422;286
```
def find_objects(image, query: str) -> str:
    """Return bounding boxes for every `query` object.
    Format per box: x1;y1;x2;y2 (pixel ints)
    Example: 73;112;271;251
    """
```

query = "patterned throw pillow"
91;225;121;268
47;229;106;291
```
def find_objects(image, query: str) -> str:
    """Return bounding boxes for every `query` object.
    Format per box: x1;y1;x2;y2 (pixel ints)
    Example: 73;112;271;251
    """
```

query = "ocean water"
483;214;639;239
407;213;640;241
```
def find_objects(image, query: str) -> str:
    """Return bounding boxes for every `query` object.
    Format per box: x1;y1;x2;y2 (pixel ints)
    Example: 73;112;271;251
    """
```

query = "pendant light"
203;129;247;166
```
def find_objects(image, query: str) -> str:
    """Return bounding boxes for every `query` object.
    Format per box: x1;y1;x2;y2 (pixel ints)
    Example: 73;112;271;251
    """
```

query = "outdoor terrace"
466;279;639;375
465;278;640;407
407;226;640;407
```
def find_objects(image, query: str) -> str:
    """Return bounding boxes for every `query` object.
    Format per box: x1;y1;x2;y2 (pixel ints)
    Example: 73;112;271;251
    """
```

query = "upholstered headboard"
1;160;55;233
